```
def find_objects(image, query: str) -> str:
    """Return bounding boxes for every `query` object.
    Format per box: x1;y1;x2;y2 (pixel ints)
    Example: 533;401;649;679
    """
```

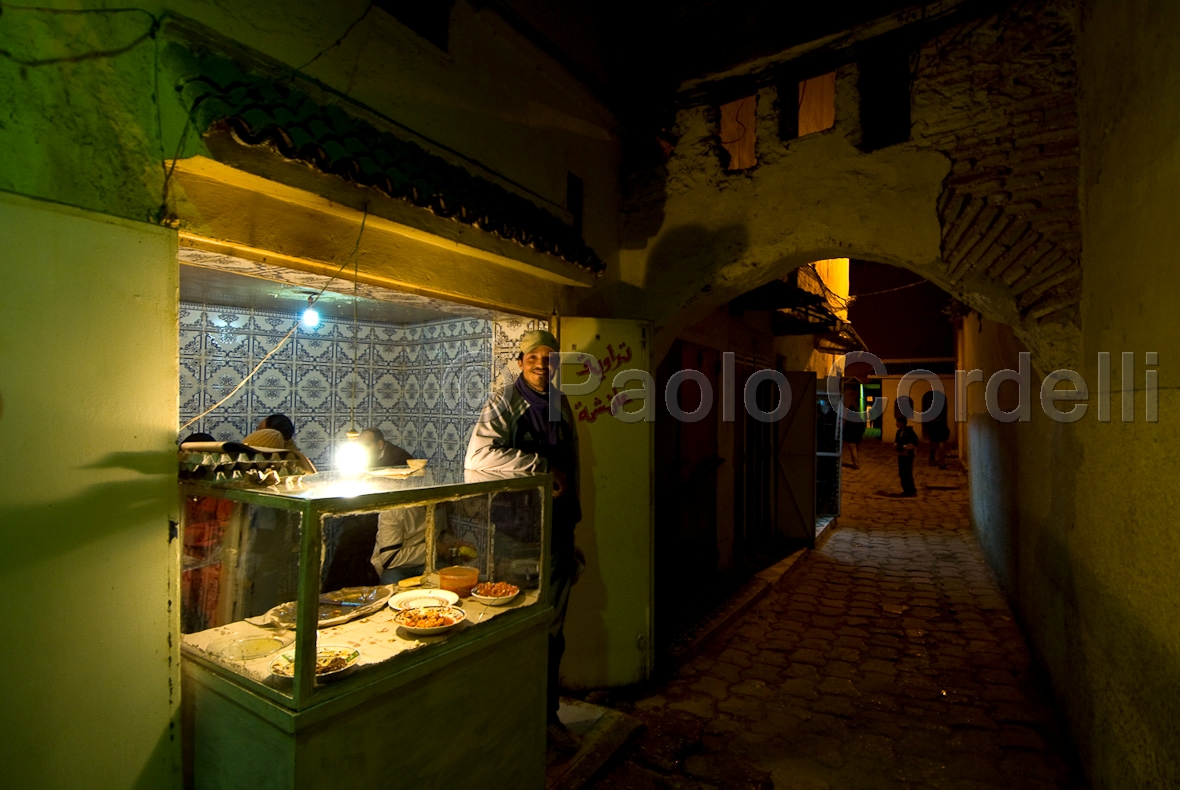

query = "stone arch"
596;2;1081;374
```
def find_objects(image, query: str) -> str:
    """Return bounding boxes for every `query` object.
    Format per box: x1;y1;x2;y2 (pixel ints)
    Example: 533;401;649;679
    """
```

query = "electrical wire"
718;95;752;145
0;3;159;66
850;279;929;299
292;2;375;74
798;263;851;312
179;205;371;432
348;223;360;433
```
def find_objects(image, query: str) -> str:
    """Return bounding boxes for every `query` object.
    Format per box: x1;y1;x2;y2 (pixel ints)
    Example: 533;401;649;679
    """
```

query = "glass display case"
179;466;550;710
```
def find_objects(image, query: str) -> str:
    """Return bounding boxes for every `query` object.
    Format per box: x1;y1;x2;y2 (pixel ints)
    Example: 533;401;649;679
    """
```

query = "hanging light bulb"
334;249;368;478
335;428;368;476
302;296;319;328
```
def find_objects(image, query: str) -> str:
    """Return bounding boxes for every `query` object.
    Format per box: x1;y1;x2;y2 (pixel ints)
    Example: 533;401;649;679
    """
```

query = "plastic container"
438;565;480;597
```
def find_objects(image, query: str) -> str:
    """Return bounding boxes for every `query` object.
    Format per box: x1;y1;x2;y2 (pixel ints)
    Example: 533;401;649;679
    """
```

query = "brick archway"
600;0;1081;373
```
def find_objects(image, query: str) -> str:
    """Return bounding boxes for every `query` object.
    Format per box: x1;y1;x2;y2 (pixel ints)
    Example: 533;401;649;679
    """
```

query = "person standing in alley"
921;390;950;469
894;414;919;497
465;329;582;754
843;380;866;469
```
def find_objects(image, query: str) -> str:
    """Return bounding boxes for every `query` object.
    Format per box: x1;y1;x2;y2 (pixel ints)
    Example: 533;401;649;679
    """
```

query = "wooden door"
774;367;818;548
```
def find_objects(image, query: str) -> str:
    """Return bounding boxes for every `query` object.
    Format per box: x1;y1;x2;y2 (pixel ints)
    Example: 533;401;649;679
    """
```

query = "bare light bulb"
336;431;368;476
301;296;319;328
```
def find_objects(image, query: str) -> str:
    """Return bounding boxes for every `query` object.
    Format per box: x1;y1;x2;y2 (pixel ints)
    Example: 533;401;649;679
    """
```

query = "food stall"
179;448;552;789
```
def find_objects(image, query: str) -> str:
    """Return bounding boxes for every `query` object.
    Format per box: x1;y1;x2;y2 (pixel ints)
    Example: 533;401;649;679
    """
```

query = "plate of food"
388;589;459;611
469;581;520;606
269;645;360;679
210;634;293;661
392;605;467;635
258;585;394;629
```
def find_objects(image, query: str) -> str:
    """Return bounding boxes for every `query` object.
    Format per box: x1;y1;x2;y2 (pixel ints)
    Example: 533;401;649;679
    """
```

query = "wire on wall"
179;205;371;433
292;1;375;75
0;3;159;66
850;279;928;299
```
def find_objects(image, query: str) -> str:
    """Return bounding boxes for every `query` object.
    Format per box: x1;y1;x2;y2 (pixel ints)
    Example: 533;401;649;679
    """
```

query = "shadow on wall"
0;455;177;788
621;159;671;251
0;452;177;579
561;416;609;685
643;223;750;294
967;417;1020;594
576;222;750;340
968;415;1180;785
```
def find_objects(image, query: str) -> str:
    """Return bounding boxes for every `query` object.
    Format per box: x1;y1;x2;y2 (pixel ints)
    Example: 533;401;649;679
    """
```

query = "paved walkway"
588;441;1085;789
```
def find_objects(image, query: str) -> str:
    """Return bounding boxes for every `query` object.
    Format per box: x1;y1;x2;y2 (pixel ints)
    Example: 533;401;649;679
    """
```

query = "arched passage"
587;38;1082;376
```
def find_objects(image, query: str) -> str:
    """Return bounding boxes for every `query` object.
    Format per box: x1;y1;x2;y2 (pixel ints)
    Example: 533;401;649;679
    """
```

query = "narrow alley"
587;442;1085;789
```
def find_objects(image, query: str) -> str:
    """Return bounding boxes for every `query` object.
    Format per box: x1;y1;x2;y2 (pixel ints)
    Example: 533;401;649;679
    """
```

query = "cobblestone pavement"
587;441;1085;789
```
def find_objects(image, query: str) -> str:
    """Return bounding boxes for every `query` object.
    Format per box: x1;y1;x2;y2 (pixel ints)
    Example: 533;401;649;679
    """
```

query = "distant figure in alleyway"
843;410;866;469
842;379;865;469
894;415;919;497
921;390;950;469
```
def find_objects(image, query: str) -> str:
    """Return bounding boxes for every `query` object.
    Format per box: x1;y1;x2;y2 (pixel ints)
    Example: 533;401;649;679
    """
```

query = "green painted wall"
962;3;1180;773
0;192;179;788
0;1;620;270
1072;0;1180;781
0;4;174;223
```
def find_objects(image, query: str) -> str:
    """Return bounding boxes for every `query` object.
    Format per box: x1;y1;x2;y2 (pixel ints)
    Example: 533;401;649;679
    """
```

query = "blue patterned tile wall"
179;302;496;475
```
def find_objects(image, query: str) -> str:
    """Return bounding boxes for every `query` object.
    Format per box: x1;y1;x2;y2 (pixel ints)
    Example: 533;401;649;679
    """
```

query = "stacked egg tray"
179;443;308;486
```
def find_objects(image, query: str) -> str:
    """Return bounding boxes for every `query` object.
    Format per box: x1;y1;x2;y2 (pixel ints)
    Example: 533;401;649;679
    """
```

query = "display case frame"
179;468;551;712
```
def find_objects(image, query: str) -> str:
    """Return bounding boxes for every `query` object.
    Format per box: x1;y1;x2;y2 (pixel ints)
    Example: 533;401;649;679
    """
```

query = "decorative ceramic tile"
459;422;478;452
250;332;295;361
204;361;249;409
294;366;333;412
421;372;441;410
372;342;400;366
180;301;505;469
178;306;204;328
330;414;364;438
416;341;439;364
249;366;293;412
179;329;203;356
371;325;401;343
295;332;335;363
440;371;461;411
333;369;370;414
209;309;249;330
419;420;440;456
401;373;421;411
295;417;333;467
399;422;420;457
465;370;491;410
372;371;401;411
491;314;546;395
205;417;249;443
249;312;298;334
179;359;203;415
205;329;249;359
440;421;463;461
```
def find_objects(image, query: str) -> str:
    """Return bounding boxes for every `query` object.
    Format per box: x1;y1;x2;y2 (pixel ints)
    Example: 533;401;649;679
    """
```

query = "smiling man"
464;329;583;754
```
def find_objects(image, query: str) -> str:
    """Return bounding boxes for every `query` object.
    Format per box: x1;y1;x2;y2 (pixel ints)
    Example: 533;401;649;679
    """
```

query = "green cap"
519;329;560;356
